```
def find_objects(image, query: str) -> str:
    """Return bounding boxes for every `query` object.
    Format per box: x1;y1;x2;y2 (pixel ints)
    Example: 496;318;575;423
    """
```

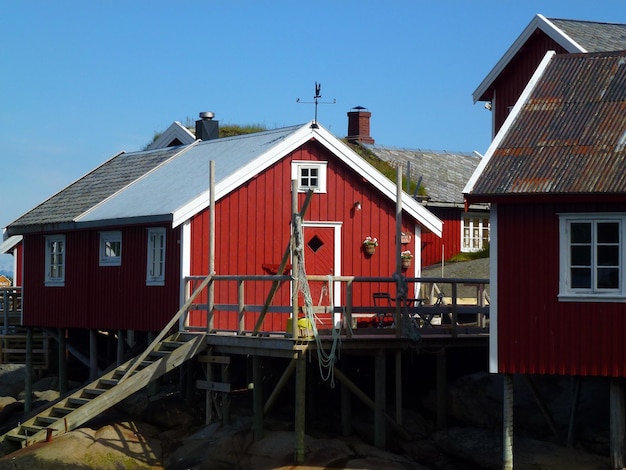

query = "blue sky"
2;1;626;274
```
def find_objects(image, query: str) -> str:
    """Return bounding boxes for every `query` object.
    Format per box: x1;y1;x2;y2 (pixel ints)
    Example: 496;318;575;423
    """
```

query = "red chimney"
347;106;374;144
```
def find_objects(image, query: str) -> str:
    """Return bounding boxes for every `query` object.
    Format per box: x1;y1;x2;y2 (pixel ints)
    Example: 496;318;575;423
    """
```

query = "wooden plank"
197;355;230;364
195;380;231;393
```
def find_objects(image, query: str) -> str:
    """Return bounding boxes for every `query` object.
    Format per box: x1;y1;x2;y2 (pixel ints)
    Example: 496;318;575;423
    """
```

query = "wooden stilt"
147;332;157;396
116;329;124;366
253;355;263;440
341;376;352;436
205;348;214;424
436;348;447;429
89;329;97;382
395;350;402;425
24;327;33;413
503;373;513;470
523;374;560;440
58;327;67;395
221;359;231;424
332;365;410;440
294;352;306;464
264;359;295;415
567;375;581;448
374;349;386;449
610;377;625;469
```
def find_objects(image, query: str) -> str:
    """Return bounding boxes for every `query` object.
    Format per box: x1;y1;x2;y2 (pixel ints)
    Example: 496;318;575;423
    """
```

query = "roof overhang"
172;122;443;237
0;235;22;254
472;14;586;103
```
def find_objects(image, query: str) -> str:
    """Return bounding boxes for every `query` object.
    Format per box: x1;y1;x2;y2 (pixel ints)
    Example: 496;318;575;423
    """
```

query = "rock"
0;396;16;413
0;365;26;398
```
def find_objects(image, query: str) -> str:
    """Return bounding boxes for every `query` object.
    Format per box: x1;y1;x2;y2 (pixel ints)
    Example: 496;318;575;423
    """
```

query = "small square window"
291;161;327;193
99;231;122;266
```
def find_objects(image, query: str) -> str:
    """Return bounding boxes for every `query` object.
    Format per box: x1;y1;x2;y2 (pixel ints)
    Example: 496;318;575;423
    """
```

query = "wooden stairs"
0;331;207;455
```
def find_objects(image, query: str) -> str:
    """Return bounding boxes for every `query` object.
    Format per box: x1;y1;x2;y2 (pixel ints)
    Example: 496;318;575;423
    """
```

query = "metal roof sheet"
469;51;626;197
77;125;302;223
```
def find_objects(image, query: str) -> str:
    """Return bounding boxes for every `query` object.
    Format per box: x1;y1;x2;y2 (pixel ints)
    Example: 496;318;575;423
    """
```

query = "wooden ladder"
0;331;207;454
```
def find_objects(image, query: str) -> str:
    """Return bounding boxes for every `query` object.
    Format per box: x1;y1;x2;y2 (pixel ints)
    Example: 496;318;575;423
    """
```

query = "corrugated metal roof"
548;18;626;52
469;51;626;197
365;146;480;205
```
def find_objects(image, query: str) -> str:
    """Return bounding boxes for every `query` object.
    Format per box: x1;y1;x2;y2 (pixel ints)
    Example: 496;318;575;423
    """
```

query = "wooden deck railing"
183;274;490;339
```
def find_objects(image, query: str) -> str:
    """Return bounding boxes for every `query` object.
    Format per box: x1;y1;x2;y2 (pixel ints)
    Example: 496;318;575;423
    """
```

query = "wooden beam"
610;378;625;469
294;352;306;464
196;380;231;393
253;355;263;440
503;373;513;470
374;349;386;449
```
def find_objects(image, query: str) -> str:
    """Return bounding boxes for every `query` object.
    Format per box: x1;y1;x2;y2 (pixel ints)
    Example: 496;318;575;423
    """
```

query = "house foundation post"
116;329;124;366
89;329;98;382
374;349;386;449
503;373;514;470
294;352;306;464
610;377;625;469
24;326;33;413
58;328;67;395
253;355;263;440
395;350;402;425
436;347;447;429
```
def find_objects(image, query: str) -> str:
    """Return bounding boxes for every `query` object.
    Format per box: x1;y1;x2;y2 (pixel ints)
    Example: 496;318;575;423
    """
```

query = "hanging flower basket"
401;250;413;268
363;236;378;255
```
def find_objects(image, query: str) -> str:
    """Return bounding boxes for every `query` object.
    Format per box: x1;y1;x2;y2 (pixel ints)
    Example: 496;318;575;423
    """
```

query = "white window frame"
45;234;65;286
146;228;166;286
291;161;327;193
461;213;490;253
559;213;626;301
99;231;122;266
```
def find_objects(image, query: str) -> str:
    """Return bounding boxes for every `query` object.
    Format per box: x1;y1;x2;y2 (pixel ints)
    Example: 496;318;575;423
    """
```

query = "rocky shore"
0;362;613;469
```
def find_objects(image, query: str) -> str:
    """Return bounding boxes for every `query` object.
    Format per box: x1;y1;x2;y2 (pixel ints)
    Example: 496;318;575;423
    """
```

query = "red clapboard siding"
188;139;420;332
496;202;626;377
22;224;181;331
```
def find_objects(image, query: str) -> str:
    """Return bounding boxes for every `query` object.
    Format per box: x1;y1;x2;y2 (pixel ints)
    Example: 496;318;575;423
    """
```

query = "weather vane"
297;82;336;128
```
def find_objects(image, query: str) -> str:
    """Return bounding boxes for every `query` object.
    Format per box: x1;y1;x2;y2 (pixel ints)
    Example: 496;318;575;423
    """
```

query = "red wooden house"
346;108;488;267
465;50;626;464
4;116;442;336
473;14;626;138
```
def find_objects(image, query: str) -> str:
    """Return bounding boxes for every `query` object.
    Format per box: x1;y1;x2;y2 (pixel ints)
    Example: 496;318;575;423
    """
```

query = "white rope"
294;215;340;387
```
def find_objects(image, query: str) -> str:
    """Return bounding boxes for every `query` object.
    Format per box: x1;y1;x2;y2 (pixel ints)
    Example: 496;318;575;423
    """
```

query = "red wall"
496;202;626;377
491;33;568;136
22;224;181;331
188;139;419;331
421;207;462;267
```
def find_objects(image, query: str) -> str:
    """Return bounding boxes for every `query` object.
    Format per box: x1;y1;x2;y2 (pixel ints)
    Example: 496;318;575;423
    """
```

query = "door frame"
301;221;342;326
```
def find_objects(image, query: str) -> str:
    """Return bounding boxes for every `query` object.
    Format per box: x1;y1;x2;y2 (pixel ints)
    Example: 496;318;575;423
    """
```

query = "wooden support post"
436;348;447;429
374;349;386;449
395;350;402;426
503;373;514;470
294;352;306;464
264;359;295;415
253;355;263;440
24;326;33;413
116;329;124;366
221;359;231;424
341;376;352;436
205;352;214;425
567;375;581;448
610;377;625;469
523;374;560;441
58;328;67;395
89;329;98;382
147;332;157;396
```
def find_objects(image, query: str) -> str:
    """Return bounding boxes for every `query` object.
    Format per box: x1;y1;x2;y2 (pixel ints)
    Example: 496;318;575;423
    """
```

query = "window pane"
598;268;619;289
571;267;591;288
598;222;619;243
571;223;591;243
571;245;591;266
597;245;619;267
